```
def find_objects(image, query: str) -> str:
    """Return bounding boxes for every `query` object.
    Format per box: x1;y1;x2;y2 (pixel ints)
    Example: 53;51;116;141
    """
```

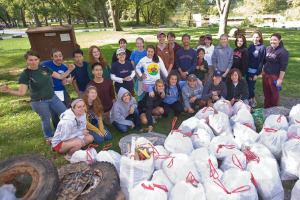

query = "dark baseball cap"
205;34;212;39
188;74;197;81
213;70;222;77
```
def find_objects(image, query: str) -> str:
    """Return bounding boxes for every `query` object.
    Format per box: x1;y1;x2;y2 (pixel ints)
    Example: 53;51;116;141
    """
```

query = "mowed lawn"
0;26;299;167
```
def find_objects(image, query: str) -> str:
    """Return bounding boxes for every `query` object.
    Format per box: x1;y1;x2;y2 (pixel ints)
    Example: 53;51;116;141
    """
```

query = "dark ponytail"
146;45;159;63
271;33;284;46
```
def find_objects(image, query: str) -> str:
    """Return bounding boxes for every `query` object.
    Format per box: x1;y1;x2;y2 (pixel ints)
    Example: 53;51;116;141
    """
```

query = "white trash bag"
221;168;258;200
187;129;213;149
195;106;215;120
280;139;300;180
287;123;300;139
96;150;121;174
208;111;233;137
220;151;247;172
203;179;240;200
241;142;276;160
195;119;215;137
291;180;300;200
151;169;174;196
289;104;300;125
70;144;98;164
246;157;284;200
232;100;251;115
0;184;19;200
120;155;154;191
164;131;194;155
230;108;256;131
213;99;234;118
129;180;168;200
170;179;206;200
162;153;200;184
263;114;289;131
209;135;238;160
258;128;288;160
152;145;169;170
178;117;201;134
233;122;259;149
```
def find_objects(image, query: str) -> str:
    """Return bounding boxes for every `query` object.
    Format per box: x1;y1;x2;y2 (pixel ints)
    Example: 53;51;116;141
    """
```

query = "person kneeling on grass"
110;87;142;133
84;86;112;143
201;70;227;107
138;79;165;132
52;99;94;161
182;74;204;114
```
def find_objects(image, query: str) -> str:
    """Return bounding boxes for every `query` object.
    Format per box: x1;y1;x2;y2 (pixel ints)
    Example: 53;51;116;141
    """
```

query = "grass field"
0;26;299;167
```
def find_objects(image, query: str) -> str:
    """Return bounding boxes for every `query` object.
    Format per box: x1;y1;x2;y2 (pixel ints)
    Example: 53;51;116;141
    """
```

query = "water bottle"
273;80;282;91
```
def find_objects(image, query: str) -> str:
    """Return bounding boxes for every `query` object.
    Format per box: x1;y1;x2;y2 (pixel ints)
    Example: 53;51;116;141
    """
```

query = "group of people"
1;30;289;160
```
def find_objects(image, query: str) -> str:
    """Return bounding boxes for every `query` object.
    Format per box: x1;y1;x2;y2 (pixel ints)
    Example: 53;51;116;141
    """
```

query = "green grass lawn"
0;27;299;167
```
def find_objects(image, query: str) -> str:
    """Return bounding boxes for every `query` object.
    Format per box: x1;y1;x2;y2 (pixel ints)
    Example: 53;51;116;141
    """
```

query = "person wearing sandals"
84;86;112;144
1;50;75;145
138;79;165;132
51;99;94;161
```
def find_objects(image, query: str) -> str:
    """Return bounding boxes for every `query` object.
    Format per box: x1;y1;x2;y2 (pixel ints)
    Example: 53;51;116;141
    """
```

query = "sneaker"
64;154;72;161
251;100;257;107
152;116;157;124
45;137;52;145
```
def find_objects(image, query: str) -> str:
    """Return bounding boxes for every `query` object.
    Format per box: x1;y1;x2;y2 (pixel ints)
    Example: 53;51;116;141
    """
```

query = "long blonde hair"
154;79;165;98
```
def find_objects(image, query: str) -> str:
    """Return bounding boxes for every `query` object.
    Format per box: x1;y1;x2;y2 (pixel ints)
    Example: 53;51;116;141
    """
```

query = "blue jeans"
247;73;256;99
89;126;112;144
50;90;70;129
112;108;141;133
31;95;66;139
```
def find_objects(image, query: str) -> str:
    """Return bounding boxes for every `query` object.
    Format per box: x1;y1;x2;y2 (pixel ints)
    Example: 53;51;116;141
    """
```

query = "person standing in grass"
51;99;94;161
1;50;75;144
71;49;91;98
86;62;115;125
263;33;289;108
167;32;183;74
84;86;112;144
202;34;215;82
176;33;198;80
111;38;132;64
110;87;142;133
110;48;135;96
194;35;205;50
211;34;234;81
88;45;111;79
138;79;165;132
232;35;249;79
130;37;147;101
42;49;74;130
247;30;266;107
195;48;209;83
155;30;174;74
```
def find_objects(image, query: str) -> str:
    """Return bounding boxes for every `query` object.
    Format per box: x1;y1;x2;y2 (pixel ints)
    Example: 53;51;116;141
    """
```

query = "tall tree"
98;0;110;27
108;0;122;31
216;0;232;35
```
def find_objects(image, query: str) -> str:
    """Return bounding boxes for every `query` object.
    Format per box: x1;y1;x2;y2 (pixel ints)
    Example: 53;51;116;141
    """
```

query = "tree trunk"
77;7;89;28
98;0;110;27
135;0;140;26
0;15;9;27
20;8;27;27
216;0;232;36
6;11;11;23
58;16;63;26
33;13;42;27
94;2;102;28
67;14;72;25
108;0;123;31
42;0;48;26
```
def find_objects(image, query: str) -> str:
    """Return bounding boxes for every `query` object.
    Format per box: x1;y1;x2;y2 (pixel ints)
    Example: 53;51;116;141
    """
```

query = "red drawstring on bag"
86;144;98;163
141;183;168;192
295;120;300;123
264;128;278;133
213;176;251;194
202;106;214;113
243;123;254;130
186;172;199;185
183;133;198;137
216;144;235;153
171;117;181;134
102;143;112;151
242;148;260;164
233;99;252;110
277;114;285;123
209;159;219;179
288;132;300;140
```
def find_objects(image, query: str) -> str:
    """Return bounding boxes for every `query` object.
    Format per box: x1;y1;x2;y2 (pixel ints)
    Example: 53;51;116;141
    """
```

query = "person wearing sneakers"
201;70;227;107
51;99;94;161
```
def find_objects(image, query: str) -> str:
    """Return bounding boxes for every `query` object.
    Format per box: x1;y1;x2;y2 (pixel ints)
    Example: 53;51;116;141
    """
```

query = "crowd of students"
0;30;289;160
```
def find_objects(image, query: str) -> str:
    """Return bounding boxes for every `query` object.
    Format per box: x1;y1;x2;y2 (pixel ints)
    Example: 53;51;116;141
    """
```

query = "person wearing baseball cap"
200;70;227;107
155;30;174;74
175;33;197;80
110;48;135;95
182;74;204;113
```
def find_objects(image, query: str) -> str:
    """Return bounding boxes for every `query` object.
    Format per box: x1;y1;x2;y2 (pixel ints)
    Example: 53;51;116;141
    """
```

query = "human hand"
149;91;155;97
253;75;258;81
190;96;197;103
69;64;75;71
276;79;282;86
129;106;134;114
130;123;135;129
200;66;205;71
230;98;235;105
82;130;90;136
65;75;74;85
181;72;187;80
123;76;131;81
197;80;202;87
196;65;200;70
1;85;10;93
142;74;147;79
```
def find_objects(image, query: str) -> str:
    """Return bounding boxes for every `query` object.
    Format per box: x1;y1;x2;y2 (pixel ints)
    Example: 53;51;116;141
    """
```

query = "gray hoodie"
110;87;137;126
211;44;234;72
52;108;86;147
182;81;203;108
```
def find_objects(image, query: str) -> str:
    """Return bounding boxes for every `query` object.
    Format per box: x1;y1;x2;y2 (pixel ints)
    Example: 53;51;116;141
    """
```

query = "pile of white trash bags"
70;100;300;200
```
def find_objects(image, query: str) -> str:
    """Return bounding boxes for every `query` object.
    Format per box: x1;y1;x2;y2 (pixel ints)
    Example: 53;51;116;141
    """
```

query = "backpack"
24;66;53;91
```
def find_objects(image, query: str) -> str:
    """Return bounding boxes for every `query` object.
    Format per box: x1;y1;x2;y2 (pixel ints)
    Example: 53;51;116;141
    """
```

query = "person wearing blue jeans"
110;87;142;133
84;86;113;143
1;50;75;144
